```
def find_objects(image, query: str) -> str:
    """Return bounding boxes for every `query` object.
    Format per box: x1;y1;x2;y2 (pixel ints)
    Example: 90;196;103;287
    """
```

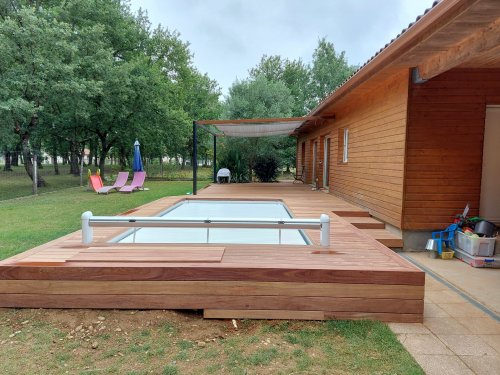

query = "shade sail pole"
193;121;198;195
213;134;217;183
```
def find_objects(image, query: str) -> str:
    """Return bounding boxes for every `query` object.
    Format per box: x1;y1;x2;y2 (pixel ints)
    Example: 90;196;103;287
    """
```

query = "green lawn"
0;165;213;201
0;180;208;260
0;180;423;374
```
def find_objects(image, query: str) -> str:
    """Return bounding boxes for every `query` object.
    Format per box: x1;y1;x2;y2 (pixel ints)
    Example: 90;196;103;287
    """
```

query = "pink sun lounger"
119;171;146;193
97;171;129;194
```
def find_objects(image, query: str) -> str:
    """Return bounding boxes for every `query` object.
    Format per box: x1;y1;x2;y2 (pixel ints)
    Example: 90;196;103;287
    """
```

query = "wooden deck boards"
0;183;424;322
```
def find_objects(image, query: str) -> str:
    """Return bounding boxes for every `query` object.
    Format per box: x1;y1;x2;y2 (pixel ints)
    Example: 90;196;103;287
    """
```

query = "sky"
129;0;437;96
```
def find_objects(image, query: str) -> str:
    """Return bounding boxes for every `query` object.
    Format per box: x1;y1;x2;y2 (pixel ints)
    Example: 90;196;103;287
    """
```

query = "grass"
0;164;212;201
0;178;423;374
0;311;424;374
0;179;208;260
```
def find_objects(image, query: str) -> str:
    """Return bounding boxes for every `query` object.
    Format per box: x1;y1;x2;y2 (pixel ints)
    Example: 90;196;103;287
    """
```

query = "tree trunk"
69;141;80;176
52;146;59;175
21;137;46;187
118;146;127;170
3;151;12;171
36;151;43;169
94;143;99;167
97;134;113;181
11;149;19;167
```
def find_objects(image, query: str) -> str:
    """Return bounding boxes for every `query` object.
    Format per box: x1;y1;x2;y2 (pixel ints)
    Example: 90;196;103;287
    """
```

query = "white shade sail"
196;117;320;137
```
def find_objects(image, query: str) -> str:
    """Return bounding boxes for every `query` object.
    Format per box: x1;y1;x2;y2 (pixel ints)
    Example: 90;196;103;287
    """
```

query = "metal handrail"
81;211;330;247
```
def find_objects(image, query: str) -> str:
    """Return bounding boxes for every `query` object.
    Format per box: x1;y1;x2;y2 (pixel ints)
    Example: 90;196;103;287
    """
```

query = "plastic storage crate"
456;231;496;257
454;247;500;268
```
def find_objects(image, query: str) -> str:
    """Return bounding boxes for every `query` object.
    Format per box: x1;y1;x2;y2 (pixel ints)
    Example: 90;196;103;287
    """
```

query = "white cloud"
130;0;436;94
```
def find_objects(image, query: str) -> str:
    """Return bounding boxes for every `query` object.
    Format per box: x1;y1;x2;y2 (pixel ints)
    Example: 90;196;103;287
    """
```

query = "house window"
338;128;349;163
343;129;349;163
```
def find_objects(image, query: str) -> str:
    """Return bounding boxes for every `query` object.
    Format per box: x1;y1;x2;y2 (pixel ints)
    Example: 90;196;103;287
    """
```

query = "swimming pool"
115;200;310;245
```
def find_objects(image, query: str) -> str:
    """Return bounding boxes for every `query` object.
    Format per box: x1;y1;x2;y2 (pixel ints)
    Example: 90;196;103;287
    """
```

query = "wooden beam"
418;17;500;80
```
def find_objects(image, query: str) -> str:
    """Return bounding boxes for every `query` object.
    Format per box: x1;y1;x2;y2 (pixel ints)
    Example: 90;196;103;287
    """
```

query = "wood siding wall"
403;69;500;230
298;70;410;228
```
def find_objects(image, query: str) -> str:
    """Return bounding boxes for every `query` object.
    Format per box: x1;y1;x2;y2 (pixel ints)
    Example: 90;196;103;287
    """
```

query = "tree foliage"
0;0;221;181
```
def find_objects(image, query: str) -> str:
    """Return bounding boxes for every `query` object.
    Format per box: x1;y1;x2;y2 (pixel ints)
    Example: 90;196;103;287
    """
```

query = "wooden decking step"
332;210;370;217
361;229;403;248
343;217;385;229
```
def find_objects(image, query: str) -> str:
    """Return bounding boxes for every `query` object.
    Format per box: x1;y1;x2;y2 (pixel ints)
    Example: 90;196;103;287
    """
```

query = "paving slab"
424;302;451;318
439;303;489;318
424;317;472;335
459;355;500;375
456;317;500;335
387;322;430;334
479;335;500;354
397;333;453;355
413;354;474;375
437;334;497;356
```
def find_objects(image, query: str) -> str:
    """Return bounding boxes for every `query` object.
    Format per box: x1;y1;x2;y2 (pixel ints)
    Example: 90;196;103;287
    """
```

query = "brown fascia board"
309;0;478;117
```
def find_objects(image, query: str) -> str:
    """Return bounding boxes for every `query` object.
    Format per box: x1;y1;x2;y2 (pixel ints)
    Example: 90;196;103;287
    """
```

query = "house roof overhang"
298;0;500;133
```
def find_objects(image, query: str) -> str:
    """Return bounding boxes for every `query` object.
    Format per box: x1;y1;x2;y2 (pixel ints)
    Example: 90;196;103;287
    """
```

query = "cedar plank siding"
299;70;410;228
403;68;500;230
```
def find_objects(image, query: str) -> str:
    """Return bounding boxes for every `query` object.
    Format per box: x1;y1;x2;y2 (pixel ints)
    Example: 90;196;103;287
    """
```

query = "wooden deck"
0;183;424;322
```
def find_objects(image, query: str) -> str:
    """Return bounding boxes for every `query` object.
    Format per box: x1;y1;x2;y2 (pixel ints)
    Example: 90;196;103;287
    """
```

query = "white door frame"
480;105;500;222
312;141;317;184
323;137;330;189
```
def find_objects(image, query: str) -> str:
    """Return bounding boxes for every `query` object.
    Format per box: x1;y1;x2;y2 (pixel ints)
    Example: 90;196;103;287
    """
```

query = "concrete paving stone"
388;322;431;334
455;317;500;335
397;333;453;355
479;335;500;354
460;355;500;375
424;317;472;335
426;290;467;304
425;302;451;318
425;277;447;291
437;334;497;356
413;354;474;375
438;303;488;318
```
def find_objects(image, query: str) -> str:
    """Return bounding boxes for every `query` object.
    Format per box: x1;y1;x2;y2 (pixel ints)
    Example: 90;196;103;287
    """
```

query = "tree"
0;7;79;186
250;55;310;116
308;37;356;110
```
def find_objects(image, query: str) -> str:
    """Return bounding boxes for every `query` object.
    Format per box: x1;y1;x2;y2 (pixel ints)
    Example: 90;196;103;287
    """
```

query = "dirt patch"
0;308;423;375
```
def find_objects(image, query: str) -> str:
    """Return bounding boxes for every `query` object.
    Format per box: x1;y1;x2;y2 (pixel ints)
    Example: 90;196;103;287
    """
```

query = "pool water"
117;200;309;245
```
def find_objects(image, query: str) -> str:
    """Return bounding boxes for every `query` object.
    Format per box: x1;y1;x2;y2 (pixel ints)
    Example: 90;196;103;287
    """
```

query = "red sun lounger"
89;175;103;192
119;171;146;193
97;171;129;194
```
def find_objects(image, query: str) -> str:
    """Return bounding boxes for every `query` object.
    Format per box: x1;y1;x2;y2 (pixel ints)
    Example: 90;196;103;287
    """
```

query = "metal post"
213;134;217;183
81;211;93;244
320;214;330;247
193;121;198;195
32;153;38;195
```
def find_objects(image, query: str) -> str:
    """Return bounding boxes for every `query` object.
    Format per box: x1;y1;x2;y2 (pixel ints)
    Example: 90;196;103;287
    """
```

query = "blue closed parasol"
132;139;144;172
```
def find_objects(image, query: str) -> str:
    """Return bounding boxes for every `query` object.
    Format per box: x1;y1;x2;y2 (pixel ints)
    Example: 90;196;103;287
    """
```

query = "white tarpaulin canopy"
196;117;319;138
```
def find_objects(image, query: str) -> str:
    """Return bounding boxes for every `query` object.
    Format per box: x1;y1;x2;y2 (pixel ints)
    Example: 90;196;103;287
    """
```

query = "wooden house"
296;0;500;246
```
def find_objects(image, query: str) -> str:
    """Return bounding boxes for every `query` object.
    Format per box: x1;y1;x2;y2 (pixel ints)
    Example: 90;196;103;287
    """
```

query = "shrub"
253;153;280;182
219;147;250;183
